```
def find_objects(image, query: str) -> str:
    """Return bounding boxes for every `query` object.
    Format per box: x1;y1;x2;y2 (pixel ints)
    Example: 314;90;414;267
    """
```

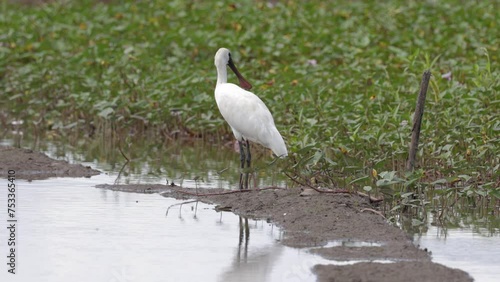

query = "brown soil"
1;145;472;281
97;184;473;282
313;261;472;282
0;145;100;180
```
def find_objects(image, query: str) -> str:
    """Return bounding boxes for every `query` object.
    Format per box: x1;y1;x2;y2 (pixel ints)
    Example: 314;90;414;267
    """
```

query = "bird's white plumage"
214;48;287;157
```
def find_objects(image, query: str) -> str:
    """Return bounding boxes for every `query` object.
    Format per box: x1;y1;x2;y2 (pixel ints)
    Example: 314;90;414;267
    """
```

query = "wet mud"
0;145;100;180
313;261;472;282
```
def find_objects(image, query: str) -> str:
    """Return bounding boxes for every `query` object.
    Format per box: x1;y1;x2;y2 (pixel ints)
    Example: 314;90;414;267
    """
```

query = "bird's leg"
238;140;246;190
244;140;251;189
246;140;251;168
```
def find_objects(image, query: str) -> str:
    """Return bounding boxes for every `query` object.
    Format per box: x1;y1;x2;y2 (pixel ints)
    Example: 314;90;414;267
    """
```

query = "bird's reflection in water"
218;216;284;282
236;216;250;263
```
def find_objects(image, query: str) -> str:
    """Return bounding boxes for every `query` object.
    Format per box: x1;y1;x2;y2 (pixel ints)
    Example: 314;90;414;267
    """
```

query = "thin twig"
284;172;383;202
360;208;386;218
118;144;130;162
171;186;286;197
113;161;129;185
284;171;315;188
165;200;199;216
356;191;384;203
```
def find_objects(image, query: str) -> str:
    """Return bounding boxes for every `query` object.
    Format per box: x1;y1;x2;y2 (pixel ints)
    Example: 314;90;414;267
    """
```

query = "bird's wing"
215;83;284;152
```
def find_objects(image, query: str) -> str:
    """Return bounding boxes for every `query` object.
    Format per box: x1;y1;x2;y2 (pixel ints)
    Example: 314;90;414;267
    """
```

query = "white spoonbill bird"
214;48;287;190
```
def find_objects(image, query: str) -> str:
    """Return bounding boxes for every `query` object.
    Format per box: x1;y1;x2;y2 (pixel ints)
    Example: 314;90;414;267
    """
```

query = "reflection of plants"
373;169;499;231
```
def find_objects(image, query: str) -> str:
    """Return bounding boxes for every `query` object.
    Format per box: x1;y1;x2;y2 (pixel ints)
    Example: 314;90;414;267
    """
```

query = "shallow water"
415;217;500;282
0;137;287;189
0;175;330;282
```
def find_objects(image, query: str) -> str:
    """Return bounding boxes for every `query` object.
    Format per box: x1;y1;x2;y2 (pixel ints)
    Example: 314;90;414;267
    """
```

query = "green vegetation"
1;0;498;222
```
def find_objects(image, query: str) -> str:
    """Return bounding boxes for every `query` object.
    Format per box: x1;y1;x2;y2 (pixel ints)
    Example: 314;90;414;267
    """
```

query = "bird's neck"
216;65;228;86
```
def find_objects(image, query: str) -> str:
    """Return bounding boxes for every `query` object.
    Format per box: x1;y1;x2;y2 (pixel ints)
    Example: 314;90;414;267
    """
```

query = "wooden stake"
407;70;432;171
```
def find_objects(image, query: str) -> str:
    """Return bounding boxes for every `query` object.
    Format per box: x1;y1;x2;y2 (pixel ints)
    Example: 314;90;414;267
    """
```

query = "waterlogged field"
0;0;499;222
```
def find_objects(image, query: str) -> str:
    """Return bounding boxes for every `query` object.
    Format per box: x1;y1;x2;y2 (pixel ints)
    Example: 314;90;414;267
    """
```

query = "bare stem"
407;70;432;171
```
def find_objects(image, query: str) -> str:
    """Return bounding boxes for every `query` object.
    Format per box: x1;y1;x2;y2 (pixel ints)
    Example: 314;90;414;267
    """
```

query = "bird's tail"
268;129;288;158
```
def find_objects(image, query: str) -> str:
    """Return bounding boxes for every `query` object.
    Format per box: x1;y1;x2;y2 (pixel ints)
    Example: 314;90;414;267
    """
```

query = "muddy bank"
313;261;472;282
0;145;100;180
97;184;473;282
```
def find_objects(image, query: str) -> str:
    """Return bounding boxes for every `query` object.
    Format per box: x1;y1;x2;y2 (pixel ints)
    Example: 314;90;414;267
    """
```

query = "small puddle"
320;240;383;248
306;240;395;266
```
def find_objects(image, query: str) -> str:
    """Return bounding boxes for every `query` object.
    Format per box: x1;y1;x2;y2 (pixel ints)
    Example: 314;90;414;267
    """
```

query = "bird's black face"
227;53;252;90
